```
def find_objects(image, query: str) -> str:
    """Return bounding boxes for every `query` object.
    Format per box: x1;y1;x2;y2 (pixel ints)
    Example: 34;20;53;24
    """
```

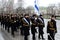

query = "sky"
23;0;60;7
0;0;60;8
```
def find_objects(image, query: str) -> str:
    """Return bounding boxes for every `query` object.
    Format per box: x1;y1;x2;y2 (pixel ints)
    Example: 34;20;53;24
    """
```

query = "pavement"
0;19;60;40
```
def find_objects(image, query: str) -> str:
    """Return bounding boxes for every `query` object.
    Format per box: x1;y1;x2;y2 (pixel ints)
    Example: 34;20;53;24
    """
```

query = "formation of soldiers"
0;13;57;40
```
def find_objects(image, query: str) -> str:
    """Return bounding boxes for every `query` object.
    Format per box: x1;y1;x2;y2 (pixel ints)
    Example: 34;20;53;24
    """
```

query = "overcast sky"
0;0;60;8
24;0;60;7
14;0;60;8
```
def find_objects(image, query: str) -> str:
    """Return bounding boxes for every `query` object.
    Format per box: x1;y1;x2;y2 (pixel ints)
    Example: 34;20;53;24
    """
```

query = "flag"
34;0;39;15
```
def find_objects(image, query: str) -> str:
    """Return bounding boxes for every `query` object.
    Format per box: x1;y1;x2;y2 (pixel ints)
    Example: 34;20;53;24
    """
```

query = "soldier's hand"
47;33;50;35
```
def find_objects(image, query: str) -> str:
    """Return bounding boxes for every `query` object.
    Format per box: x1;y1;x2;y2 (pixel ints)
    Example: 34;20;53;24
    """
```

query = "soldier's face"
25;16;29;18
51;17;55;20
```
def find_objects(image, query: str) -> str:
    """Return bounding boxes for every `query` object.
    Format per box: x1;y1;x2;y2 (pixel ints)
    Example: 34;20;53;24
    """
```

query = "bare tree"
47;4;56;15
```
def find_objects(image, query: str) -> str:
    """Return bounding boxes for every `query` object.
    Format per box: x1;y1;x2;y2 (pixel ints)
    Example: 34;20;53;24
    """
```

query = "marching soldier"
4;15;8;30
0;14;1;22
0;15;2;26
37;14;45;40
1;15;4;29
10;16;17;37
20;14;24;35
7;15;11;33
22;14;30;40
31;14;37;40
13;15;20;32
47;15;57;40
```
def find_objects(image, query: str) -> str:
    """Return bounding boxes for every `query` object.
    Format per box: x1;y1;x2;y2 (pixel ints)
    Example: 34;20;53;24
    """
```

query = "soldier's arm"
43;19;45;27
54;21;57;33
47;21;50;33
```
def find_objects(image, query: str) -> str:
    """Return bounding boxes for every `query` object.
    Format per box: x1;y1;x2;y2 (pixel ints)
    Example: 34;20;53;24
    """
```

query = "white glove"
47;33;50;35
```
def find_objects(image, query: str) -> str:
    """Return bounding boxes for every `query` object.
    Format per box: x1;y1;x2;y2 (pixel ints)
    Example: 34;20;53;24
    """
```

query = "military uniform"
37;15;45;39
10;16;17;37
5;16;8;30
22;14;30;40
0;15;5;29
13;16;20;32
7;16;11;33
31;14;37;40
2;16;5;28
16;17;20;29
20;15;24;35
0;15;1;22
47;15;57;40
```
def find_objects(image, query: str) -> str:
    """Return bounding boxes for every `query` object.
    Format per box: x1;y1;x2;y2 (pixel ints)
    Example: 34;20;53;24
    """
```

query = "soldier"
4;15;8;30
14;14;21;32
10;16;17;37
22;14;30;40
47;15;57;40
3;15;6;28
1;14;4;28
2;15;4;28
7;15;11;33
20;14;24;35
31;14;37;40
0;14;1;22
37;14;45;40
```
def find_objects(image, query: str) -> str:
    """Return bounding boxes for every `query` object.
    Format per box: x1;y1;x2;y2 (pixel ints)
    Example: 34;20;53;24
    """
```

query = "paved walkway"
0;33;4;40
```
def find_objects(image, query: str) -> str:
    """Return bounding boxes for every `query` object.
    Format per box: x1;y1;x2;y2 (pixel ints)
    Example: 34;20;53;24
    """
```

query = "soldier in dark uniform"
20;14;24;35
0;15;2;26
31;14;37;40
4;15;8;30
1;15;4;28
37;14;45;40
10;16;17;37
14;14;20;32
22;14;30;40
1;15;4;29
7;15;11;33
0;14;1;22
1;14;6;29
12;14;20;32
47;15;57;40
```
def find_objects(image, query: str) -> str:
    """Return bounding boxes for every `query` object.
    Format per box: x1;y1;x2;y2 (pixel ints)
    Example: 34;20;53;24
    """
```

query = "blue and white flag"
34;0;39;15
